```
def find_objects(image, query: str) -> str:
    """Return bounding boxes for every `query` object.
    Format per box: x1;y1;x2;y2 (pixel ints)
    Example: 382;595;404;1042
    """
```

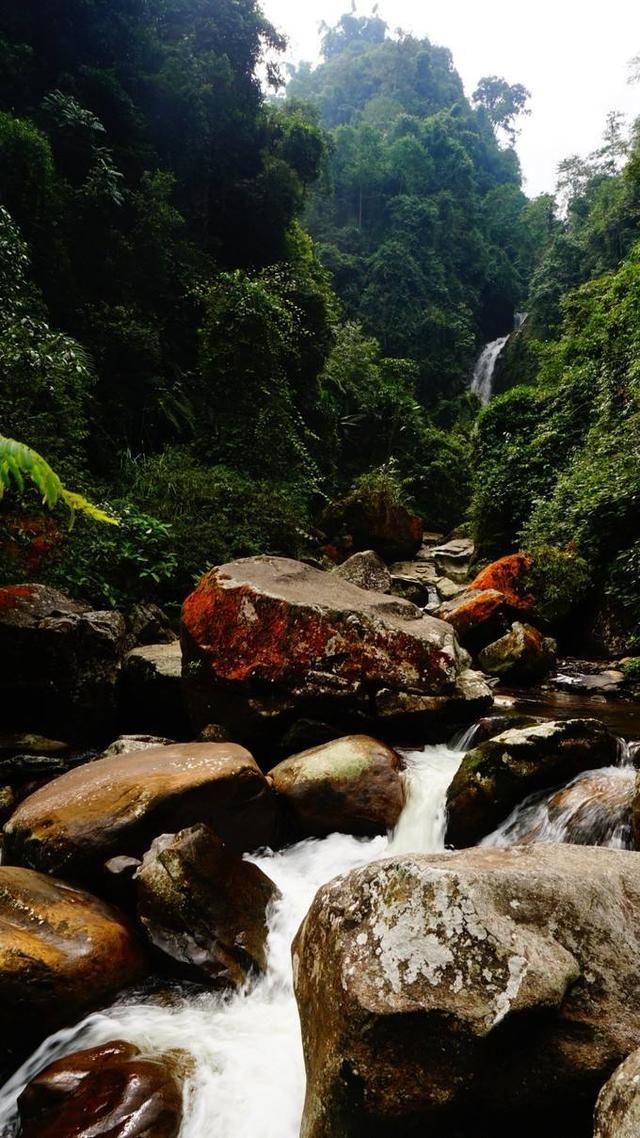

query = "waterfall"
470;335;509;405
0;742;464;1138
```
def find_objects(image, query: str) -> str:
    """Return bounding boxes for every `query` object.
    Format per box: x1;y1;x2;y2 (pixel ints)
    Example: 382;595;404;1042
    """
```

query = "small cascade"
470;335;509;405
0;741;465;1138
514;311;528;330
482;766;636;850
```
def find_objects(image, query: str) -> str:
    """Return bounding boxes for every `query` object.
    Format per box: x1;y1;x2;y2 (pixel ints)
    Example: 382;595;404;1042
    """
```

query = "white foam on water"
0;742;464;1138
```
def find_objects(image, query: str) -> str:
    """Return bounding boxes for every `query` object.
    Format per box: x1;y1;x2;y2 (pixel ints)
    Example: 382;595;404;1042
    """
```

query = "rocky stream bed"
0;545;640;1137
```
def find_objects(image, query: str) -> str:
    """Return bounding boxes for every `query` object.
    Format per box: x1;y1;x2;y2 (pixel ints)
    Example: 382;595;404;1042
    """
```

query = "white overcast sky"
263;0;640;197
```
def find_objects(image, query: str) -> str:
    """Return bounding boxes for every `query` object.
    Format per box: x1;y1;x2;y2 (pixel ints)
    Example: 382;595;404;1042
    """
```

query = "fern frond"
0;436;118;526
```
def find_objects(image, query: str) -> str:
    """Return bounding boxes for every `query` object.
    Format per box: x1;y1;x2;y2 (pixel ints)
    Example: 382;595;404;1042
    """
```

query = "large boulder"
470;553;535;614
294;845;640;1138
436;588;507;653
446;718;619;847
269;735;405;840
478;621;557;684
322;498;423;563
181;556;490;747
136;824;279;988
333;551;391;594
432;536;474;582
4;742;276;881
0;584;125;740
595;1047;640;1138
0;868;145;1075
17;1041;183;1138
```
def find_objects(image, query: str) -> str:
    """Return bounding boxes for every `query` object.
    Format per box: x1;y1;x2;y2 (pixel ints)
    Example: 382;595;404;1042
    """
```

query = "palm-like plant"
0;436;117;525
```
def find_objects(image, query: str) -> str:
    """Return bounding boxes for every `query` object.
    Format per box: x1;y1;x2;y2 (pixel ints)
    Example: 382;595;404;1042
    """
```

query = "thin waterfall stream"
0;741;465;1138
470;335;509;404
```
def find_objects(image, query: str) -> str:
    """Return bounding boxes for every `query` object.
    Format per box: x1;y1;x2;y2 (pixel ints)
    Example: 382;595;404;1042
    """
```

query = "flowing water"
483;743;639;850
470;335;509;404
0;742;464;1138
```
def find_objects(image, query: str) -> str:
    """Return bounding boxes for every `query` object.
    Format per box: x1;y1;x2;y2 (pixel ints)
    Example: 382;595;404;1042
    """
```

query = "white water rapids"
0;743;464;1138
470;335;509;404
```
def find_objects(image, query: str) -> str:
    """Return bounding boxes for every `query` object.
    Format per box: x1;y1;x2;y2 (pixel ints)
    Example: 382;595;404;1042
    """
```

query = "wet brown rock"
594;1047;640;1138
478;621;557;684
446;718;619;847
181;556;480;747
294;845;640;1138
17;1041;182;1138
4;743;276;880
333;550;392;593
0;868;145;1074
136;824;280;987
270;736;405;839
0;584;125;740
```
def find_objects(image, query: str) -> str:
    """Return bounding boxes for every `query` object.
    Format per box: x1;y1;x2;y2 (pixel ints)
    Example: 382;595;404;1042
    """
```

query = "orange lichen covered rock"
470;553;535;614
181;556;488;745
435;588;507;651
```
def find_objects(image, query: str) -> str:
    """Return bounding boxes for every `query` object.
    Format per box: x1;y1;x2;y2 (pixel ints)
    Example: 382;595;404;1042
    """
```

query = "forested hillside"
474;112;640;651
1;1;639;655
289;14;542;401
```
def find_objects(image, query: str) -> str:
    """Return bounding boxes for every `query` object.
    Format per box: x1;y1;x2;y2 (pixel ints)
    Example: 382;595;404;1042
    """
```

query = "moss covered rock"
269;735;405;839
446;718;619;847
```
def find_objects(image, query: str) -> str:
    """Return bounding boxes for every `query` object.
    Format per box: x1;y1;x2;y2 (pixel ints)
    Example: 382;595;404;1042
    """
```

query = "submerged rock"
294;845;640;1138
0;868;145;1075
4;742;276;880
333;551;391;594
0;584;125;740
269;735;405;839
478;621;557;683
136;824;279;988
181;556;488;747
594;1047;640;1138
17;1040;183;1138
446;718;619;847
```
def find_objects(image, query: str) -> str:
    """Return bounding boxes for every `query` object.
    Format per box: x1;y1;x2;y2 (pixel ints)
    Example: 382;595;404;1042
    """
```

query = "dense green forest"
0;1;639;650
